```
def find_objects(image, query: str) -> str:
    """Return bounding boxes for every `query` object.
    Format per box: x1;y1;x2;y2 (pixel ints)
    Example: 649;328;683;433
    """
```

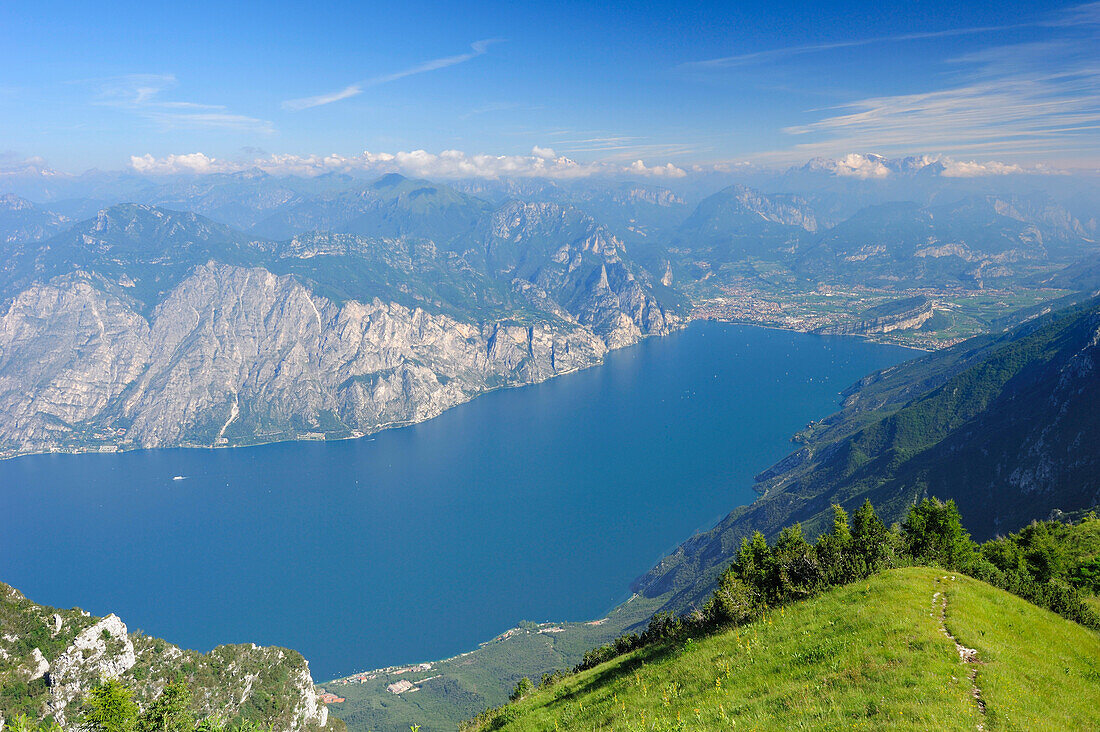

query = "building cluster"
691;293;836;331
330;661;434;686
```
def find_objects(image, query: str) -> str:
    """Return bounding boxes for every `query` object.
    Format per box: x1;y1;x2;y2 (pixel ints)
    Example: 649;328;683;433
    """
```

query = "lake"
0;323;913;681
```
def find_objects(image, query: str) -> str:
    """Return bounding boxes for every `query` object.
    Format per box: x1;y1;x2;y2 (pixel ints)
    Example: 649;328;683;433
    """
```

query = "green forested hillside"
469;567;1100;731
637;297;1100;611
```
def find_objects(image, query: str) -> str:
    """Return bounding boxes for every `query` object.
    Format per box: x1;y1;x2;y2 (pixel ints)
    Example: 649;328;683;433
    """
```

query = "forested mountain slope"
638;297;1100;609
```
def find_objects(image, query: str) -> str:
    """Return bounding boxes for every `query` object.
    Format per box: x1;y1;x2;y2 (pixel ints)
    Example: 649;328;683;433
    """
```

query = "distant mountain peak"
683;183;818;233
796;153;1023;179
373;172;408;188
0;193;36;211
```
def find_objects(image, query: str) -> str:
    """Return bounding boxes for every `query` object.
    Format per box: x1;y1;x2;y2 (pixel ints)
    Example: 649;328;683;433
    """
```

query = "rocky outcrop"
815;299;936;335
0;274;152;447
0;197;678;458
488;202;678;347
46;615;136;728
0;583;330;732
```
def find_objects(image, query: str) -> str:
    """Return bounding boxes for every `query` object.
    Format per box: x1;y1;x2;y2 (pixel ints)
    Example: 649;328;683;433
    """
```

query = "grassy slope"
475;567;1100;731
326;595;663;732
945;575;1100;731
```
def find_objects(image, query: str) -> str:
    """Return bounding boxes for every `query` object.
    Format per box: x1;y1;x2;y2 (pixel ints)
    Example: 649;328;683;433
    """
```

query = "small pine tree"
736;531;774;599
829;505;851;545
136;678;193;732
1019;522;1067;583
707;568;762;625
816;505;856;584
80;679;139;732
982;535;1026;574
509;677;534;702
772;523;819;601
851;499;889;571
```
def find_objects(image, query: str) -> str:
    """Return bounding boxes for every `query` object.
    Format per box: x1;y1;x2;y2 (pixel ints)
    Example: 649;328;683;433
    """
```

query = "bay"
0;323;913;680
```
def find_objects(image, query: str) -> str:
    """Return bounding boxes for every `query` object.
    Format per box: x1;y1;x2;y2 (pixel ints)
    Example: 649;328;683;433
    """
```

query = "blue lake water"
0;323;913;680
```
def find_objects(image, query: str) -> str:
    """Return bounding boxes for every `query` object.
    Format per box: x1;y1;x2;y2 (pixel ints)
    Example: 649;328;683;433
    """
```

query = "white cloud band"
128;147;688;179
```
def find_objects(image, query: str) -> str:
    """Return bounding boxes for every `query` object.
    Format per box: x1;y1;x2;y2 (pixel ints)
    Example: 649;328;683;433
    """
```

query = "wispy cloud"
681;3;1100;71
81;74;274;134
284;85;363;111
765;46;1100;162
680;23;1027;70
283;40;499;111
1046;1;1100;26
742;6;1100;166
543;136;704;162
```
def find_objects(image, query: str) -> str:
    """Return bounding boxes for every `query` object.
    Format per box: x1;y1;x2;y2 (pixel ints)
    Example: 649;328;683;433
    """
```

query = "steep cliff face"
0;274;152;447
0;192;678;458
0;262;608;455
487;201;677;348
0;583;331;732
815;297;937;335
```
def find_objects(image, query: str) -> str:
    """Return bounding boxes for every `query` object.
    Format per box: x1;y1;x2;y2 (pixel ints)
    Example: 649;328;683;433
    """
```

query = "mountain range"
0;179;676;457
2;169;1100;457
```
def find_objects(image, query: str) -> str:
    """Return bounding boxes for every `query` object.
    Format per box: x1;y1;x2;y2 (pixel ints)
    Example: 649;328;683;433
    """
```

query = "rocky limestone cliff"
815;299;936;336
45;615;136;728
0;197;679;458
0;584;330;732
488;201;677;348
0;262;611;455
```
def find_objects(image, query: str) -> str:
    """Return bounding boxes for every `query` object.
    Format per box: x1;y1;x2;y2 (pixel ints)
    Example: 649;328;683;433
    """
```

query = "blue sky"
1;0;1098;174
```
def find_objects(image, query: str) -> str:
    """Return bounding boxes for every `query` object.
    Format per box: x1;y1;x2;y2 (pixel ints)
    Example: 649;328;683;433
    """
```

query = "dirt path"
932;576;986;729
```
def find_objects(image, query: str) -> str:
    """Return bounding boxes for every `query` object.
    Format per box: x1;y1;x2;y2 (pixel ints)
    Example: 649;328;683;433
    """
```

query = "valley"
690;281;1072;349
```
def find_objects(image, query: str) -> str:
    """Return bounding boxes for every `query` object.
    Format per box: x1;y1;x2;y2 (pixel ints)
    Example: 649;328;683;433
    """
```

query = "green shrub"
902;498;976;569
508;678;534;703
